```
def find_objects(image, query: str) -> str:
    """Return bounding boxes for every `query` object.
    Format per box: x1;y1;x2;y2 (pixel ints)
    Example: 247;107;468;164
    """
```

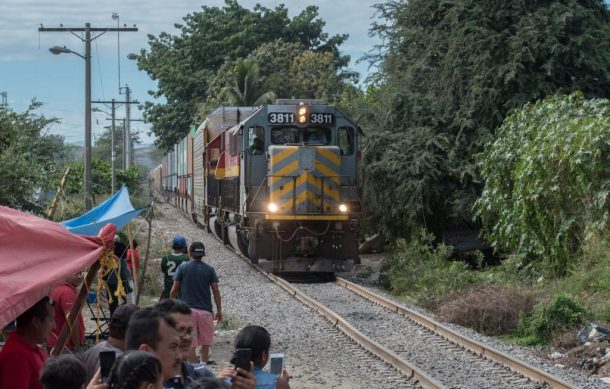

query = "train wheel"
236;229;250;258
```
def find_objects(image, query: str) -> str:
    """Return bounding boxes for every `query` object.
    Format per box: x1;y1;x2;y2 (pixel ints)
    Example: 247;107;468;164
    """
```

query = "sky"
0;0;382;146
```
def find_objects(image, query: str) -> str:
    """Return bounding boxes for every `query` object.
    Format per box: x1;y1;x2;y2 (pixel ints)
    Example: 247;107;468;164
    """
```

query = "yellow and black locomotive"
152;99;362;274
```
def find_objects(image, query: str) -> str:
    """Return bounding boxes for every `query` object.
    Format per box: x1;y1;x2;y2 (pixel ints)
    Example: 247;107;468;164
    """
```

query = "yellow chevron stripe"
274;175;339;208
315;162;340;185
270;174;306;201
270;147;298;166
316;148;340;166
265;214;349;221
271;159;299;180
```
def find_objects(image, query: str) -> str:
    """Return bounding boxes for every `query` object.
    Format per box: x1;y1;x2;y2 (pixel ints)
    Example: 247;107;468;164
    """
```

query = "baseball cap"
110;303;139;329
190;241;206;257
172;235;187;249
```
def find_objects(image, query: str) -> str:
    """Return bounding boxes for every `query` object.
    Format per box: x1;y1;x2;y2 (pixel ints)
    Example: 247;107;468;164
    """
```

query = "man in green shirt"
161;235;189;299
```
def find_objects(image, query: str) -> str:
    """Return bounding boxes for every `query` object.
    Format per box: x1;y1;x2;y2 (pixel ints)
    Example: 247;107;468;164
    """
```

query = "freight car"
152;99;362;274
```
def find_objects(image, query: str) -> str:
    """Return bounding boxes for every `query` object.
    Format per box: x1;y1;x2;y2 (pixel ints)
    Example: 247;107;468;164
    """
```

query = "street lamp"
48;27;92;211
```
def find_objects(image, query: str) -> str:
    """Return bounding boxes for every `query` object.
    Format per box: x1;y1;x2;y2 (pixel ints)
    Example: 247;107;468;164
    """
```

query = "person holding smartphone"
231;325;290;389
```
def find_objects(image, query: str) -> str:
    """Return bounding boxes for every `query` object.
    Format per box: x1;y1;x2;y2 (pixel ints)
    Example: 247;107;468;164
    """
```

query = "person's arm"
169;280;181;299
60;291;82;351
211;282;222;322
277;369;291;389
86;368;108;389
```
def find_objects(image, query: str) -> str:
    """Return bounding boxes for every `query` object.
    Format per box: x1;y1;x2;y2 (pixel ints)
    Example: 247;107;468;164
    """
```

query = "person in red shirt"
0;296;55;389
46;272;86;352
126;239;140;278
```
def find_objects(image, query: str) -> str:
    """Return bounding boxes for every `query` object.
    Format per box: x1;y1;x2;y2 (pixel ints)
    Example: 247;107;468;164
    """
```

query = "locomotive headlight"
297;105;308;124
338;203;348;213
267;202;278;213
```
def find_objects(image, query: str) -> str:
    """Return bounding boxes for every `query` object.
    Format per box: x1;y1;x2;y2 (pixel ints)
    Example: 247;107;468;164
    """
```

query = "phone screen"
99;351;116;383
269;353;284;375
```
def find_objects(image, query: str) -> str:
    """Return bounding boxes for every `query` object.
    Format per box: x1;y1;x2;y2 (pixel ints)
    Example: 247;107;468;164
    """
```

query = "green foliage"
93;123;140;165
385;229;481;306
514;295;589;345
356;266;373;279
130;0;351;150
64;159;143;199
362;0;610;239
0;102;66;213
476;92;610;276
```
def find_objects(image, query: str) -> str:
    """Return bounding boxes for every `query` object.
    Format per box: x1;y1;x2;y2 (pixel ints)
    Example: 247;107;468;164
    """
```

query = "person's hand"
281;368;290;382
215;311;223;323
231;362;255;389
86;368;108;389
217;367;234;380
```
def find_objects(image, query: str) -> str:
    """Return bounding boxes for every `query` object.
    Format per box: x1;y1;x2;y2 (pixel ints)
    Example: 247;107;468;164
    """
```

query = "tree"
224;59;276;106
93;124;141;166
0;102;65;213
476;92;610;276
130;0;350;150
363;0;610;239
201;39;358;115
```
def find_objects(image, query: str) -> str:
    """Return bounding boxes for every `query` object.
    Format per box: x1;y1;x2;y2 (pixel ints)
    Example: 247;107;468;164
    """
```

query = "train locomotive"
152;99;362;274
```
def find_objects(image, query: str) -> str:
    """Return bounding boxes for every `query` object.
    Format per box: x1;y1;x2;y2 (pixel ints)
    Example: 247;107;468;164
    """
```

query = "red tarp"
0;205;115;329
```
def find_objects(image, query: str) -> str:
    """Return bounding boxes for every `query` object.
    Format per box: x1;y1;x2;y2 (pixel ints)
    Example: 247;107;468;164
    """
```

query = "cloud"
1;0;380;62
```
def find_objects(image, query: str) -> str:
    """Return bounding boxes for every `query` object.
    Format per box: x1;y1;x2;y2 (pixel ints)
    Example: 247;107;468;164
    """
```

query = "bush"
384;229;482;307
476;92;610;277
438;285;534;335
514;295;590;345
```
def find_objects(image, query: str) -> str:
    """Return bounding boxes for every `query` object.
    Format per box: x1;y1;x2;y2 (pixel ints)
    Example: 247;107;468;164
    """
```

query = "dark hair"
16;297;52;328
109;304;140;340
234;325;271;365
126;308;177;351
187;377;230;389
108;350;162;389
130;240;138;249
40;354;87;389
155;298;192;315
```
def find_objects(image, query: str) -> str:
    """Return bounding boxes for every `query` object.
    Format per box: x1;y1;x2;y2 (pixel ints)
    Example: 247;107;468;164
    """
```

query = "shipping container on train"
152;99;363;275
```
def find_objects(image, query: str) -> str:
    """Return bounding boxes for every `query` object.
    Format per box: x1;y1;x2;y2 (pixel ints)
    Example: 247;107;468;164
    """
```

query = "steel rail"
335;277;575;389
212;233;445;388
266;273;445;389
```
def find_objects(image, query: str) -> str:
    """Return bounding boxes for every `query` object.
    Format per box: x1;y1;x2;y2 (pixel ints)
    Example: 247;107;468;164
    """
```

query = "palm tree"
225;59;276;106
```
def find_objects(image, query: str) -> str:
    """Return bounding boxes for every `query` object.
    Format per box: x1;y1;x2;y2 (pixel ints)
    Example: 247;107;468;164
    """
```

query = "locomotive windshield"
270;127;331;145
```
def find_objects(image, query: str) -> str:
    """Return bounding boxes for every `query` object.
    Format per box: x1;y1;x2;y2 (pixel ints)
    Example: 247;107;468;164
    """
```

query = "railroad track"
246;263;574;388
168;202;576;388
333;278;575;389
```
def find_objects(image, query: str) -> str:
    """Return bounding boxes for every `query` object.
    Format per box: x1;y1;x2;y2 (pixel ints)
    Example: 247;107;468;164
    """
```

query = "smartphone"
269;353;285;375
99;351;116;383
232;348;252;371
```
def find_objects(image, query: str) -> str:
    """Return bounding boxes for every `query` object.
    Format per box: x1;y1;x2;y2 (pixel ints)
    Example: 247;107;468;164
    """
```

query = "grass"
382;229;610;345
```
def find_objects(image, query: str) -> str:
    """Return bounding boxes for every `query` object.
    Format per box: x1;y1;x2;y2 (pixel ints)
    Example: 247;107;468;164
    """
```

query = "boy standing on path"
170;241;222;364
161;235;189;299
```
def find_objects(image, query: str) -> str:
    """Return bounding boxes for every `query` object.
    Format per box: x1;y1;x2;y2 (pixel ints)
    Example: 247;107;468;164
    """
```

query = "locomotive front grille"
268;145;340;214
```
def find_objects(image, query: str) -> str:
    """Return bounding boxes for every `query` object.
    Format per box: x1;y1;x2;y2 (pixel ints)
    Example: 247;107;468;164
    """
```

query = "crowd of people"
0;236;291;389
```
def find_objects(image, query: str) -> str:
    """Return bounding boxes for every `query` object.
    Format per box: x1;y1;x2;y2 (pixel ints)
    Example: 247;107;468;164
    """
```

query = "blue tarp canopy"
61;186;147;236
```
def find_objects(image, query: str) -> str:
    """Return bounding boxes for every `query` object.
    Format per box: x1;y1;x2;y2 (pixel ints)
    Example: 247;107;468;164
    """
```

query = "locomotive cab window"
304;128;330;145
248;126;265;155
338;127;354;155
271;127;298;144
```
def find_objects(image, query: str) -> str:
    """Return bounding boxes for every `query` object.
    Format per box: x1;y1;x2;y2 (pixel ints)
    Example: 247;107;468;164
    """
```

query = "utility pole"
93;98;138;193
39;23;137;210
125;86;132;169
1;92;7;106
